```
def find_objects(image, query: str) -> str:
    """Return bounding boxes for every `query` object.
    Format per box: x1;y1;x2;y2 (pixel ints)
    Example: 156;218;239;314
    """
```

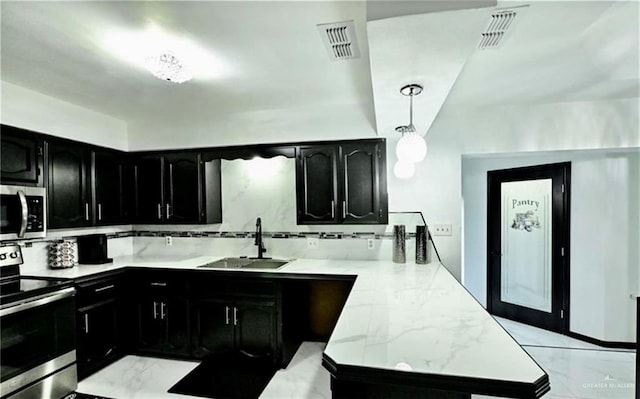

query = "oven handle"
17;190;28;238
0;287;75;317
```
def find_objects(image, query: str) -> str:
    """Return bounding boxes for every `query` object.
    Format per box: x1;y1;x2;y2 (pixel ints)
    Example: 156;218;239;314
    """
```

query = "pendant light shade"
394;83;428;166
396;130;427;163
393;159;415;179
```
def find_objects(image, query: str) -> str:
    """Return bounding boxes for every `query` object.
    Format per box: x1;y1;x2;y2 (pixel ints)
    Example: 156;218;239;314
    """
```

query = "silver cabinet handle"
153;301;158;319
85;203;90;221
166;203;172;219
150;282;167;287
94;284;115;293
161;302;166;320
84;313;89;333
225;306;230;325
342;201;346;218
98;203;103;221
233;307;238;326
331;200;335;219
157;203;162;220
17;190;28;238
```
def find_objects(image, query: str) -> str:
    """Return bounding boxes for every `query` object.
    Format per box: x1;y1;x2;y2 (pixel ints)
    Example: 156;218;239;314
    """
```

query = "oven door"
0;186;46;240
0;288;76;398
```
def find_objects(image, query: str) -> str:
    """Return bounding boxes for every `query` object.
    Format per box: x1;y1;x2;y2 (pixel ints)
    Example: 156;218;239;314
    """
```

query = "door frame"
486;162;571;334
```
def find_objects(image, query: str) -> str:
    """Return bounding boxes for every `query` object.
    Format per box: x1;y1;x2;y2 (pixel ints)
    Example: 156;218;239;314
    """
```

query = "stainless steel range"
0;244;77;399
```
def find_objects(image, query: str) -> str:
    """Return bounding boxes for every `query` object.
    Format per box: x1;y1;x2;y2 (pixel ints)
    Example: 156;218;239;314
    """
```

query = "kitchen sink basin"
197;257;290;270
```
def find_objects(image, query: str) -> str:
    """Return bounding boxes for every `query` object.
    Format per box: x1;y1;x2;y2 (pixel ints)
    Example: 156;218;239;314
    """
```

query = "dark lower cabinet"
77;300;119;376
191;299;235;357
75;270;306;380
137;296;190;356
133;272;190;357
191;297;276;361
235;300;277;359
75;273;125;379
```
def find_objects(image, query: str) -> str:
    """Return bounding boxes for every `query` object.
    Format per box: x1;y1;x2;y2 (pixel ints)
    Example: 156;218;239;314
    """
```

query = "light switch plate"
433;224;452;236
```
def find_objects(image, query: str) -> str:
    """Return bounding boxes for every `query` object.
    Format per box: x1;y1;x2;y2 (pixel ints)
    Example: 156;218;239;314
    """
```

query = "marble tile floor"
79;322;635;399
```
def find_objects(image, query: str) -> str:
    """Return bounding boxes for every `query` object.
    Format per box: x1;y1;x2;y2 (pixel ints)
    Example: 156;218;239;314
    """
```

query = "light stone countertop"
24;255;547;392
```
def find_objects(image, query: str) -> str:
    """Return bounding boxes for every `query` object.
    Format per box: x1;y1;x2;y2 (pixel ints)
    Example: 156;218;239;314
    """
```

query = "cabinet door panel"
235;301;276;360
77;300;118;377
48;143;92;228
94;150;125;225
165;153;201;223
296;146;338;223
1;128;42;184
341;143;387;224
191;300;234;358
165;297;190;355
135;158;163;223
137;298;165;353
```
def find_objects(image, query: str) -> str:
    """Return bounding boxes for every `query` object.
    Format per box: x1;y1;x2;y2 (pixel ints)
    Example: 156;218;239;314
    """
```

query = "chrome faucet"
254;217;267;259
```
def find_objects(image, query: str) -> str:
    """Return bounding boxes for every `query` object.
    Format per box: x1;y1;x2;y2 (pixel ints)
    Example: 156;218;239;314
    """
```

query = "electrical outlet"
306;237;319;249
433;224;452;236
165;236;173;246
367;238;375;250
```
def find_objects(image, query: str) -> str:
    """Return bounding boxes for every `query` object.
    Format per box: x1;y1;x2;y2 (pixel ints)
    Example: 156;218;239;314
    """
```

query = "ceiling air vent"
317;20;360;61
478;10;518;49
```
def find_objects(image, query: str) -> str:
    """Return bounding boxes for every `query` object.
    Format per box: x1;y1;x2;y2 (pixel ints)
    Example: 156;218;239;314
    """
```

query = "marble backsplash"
11;157;435;273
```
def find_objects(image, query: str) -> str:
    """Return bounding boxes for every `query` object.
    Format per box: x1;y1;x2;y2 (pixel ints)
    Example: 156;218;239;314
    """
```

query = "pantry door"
487;163;570;333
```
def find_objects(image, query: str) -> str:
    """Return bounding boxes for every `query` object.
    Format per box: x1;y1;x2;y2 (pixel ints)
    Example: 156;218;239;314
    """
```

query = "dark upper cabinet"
164;153;200;223
48;141;92;228
296;140;388;224
94;150;129;225
133;153;221;224
48;141;131;228
341;142;387;224
134;157;164;223
1;126;44;186
296;146;339;223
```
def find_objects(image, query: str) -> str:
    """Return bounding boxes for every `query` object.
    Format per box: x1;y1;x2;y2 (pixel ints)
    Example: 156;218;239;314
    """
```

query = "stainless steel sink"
197;257;290;270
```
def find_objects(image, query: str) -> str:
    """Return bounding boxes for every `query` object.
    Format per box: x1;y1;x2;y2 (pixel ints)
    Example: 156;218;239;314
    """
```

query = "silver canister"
392;225;406;263
415;225;429;264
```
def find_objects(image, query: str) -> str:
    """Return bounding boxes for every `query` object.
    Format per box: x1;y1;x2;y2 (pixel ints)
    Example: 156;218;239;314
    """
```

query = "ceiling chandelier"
145;52;192;84
394;83;428;178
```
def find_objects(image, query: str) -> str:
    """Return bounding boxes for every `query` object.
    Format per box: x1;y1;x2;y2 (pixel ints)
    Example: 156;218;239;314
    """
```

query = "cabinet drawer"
191;276;276;298
77;276;123;307
136;271;188;294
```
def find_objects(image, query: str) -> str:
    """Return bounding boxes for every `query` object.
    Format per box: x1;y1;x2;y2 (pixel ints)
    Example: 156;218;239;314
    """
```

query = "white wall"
462;149;639;343
1;80;128;150
385;97;639;281
126;101;378;151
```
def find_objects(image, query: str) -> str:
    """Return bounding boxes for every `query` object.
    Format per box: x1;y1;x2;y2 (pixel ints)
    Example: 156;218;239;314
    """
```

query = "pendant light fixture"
395;84;427;163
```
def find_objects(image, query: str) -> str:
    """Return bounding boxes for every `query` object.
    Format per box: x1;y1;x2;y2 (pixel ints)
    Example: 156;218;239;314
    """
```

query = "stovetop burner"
0;244;73;307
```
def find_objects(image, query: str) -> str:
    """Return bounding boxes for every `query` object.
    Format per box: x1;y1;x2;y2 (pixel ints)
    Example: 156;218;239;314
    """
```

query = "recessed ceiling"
0;1;376;147
1;1;638;149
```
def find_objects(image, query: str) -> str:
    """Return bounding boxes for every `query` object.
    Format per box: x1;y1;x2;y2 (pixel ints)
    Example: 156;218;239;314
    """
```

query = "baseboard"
567;331;636;350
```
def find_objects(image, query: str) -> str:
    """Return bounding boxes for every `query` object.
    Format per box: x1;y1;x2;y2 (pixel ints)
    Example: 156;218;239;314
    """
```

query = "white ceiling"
1;1;638;146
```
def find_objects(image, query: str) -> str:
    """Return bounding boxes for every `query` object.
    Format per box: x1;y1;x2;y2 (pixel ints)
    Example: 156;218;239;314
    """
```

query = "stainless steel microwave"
0;185;46;240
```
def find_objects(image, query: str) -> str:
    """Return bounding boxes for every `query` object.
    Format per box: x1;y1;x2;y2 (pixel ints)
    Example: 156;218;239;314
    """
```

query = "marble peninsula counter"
24;256;550;398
